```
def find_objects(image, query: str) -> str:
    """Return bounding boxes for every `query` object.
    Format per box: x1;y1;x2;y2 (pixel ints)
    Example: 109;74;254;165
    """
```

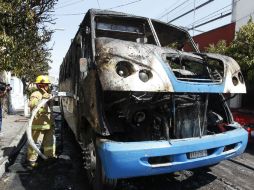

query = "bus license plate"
189;150;207;159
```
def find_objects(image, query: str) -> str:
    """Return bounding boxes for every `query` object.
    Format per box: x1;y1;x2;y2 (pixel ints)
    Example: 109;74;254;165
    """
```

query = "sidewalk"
0;114;28;178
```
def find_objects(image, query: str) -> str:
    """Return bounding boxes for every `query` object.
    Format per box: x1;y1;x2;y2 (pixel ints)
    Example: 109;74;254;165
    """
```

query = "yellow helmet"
35;75;50;84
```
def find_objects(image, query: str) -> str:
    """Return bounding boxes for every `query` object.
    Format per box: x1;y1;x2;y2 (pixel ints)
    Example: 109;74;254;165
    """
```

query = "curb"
0;121;28;178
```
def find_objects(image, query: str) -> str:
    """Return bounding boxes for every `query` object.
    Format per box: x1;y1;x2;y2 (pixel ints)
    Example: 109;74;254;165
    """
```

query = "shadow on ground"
116;168;217;190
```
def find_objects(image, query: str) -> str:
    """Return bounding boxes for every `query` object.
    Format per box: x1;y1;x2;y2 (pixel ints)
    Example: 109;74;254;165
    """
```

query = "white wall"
0;71;11;83
9;77;25;112
232;0;254;31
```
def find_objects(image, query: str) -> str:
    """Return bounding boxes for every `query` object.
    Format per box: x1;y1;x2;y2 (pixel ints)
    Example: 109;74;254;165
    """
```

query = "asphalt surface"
0;115;254;190
0;113;88;190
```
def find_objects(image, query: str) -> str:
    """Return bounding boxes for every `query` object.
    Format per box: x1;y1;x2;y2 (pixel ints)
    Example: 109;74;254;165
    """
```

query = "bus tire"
84;131;117;190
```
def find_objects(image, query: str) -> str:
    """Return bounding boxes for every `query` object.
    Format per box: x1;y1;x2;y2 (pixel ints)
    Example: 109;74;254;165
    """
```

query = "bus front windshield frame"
93;15;198;52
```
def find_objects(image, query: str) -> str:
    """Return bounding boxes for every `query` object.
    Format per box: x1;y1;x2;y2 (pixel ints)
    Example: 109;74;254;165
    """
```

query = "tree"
205;40;228;55
0;0;58;83
206;19;254;85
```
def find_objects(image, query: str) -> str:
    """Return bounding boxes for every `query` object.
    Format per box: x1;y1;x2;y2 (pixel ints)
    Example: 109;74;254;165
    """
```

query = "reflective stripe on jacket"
32;124;51;130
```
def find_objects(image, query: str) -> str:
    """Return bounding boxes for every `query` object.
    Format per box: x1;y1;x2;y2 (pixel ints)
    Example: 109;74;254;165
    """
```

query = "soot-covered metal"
103;91;234;141
90;10;245;139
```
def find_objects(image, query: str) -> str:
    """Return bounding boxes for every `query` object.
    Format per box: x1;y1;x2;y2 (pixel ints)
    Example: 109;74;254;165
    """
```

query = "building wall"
9;77;25;112
232;0;254;31
192;0;254;51
183;1;253;109
192;23;235;52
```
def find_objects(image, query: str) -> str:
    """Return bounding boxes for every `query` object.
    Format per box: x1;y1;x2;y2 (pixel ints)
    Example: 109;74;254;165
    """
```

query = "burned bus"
59;9;248;189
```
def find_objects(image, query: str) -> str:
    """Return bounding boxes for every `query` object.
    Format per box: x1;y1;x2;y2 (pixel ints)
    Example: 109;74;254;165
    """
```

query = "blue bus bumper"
97;127;248;179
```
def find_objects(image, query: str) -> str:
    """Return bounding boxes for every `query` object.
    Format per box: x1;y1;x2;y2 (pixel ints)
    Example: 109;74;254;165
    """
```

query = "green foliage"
206;40;228;55
231;19;254;83
206;19;254;84
0;0;58;83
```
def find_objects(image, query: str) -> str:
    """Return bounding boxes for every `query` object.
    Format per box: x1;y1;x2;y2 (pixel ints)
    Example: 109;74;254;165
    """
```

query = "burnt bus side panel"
79;70;109;135
60;78;78;135
59;32;82;138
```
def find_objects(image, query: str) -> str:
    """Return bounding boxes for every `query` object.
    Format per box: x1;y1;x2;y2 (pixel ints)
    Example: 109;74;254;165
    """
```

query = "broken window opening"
95;16;156;45
163;53;224;83
151;20;197;52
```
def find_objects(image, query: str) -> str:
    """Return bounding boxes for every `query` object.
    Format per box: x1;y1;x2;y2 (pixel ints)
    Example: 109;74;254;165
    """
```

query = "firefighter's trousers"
27;127;56;162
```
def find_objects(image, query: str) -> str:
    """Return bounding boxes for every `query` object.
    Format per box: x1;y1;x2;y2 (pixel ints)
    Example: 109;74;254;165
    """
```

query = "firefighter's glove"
42;92;51;99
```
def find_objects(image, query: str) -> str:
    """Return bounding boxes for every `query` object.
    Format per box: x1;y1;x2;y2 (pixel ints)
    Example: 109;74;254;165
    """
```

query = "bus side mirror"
80;58;88;73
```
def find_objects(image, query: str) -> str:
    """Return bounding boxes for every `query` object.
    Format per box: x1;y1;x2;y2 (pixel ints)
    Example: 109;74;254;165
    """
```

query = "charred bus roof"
80;9;198;51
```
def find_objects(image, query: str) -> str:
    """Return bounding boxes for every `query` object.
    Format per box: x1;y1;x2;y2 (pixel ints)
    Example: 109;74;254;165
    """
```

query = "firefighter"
27;75;55;167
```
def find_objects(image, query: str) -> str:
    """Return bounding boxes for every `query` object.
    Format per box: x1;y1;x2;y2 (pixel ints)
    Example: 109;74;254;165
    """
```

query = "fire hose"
26;92;71;160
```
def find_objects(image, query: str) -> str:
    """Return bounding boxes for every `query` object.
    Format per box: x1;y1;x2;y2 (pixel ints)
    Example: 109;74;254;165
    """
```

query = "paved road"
0;117;253;190
0;114;28;178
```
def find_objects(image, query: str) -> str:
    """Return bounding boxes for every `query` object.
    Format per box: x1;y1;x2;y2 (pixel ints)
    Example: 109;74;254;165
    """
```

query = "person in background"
0;87;7;136
27;75;56;167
